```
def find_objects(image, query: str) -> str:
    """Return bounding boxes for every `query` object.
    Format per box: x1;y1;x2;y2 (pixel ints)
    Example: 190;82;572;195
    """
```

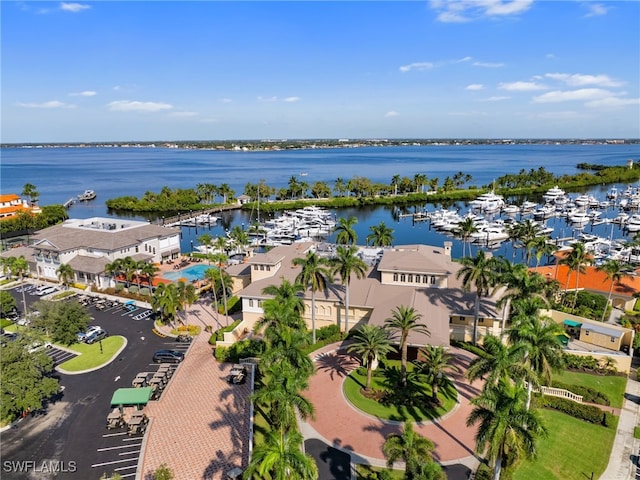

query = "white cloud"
283;96;300;103
69;90;97;97
499;81;547;91
220;98;232;103
532;88;620;103
546;53;556;59
257;96;300;103
257;96;278;102
583;3;608;17
454;56;473;63
17;100;75;109
60;2;90;13
107;100;173;112
399;62;434;73
385;111;399;117
585;97;640;108
532;111;587;120
545;73;624;87
466;84;485;91
429;0;534;23
473;61;504;68
482;96;510;102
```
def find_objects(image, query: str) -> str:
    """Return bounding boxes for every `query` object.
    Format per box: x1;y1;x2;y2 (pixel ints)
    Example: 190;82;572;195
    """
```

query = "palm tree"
383;420;438;479
596;259;631;322
533;237;558;272
366;221;394;247
507;314;565;410
257;278;306;333
8;256;29;316
453;217;478;258
456;250;497;346
292;251;331;344
466;335;529;391
413;345;458;404
559;242;592;308
330;245;367;332
56;263;75;289
348;325;395;390
104;258;124;287
384;305;430;387
138;262;159;293
334;216;358;245
151;283;181;326
211;251;229;317
243;429;317;480
21;183;39;204
197;233;214;258
228;225;250;255
177;281;198;326
466;379;547;480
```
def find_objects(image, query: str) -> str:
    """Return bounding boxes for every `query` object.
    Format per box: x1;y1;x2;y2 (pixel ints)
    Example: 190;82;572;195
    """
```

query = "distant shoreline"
2;138;639;151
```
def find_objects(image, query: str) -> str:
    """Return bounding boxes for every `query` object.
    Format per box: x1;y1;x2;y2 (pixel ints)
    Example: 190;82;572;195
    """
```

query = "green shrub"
216;339;265;363
316;324;341;341
551;381;610;406
212;319;242;342
225;296;242;314
534;395;607;425
208;333;217;345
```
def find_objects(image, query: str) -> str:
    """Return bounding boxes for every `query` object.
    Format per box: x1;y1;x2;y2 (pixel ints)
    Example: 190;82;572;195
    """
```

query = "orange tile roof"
0;194;20;202
535;264;640;297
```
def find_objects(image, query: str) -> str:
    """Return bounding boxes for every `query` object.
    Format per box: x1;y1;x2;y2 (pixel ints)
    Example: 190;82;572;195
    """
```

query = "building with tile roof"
223;242;506;349
0;194;41;220
2;217;181;289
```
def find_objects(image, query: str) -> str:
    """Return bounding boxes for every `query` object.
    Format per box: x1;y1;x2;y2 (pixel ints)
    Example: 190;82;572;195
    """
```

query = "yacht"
77;190;96;201
469;191;505;212
626;214;640;232
606;186;618;200
543;186;566;203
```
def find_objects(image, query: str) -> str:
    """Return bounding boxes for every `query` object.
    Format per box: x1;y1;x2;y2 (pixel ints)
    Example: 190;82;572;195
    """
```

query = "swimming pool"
161;264;215;282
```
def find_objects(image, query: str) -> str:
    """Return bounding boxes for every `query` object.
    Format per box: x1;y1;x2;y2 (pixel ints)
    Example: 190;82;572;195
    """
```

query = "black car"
152;350;185;364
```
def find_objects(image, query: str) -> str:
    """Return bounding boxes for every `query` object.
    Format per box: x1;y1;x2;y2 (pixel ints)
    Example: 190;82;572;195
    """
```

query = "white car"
37;286;57;296
27;341;53;353
77;325;102;343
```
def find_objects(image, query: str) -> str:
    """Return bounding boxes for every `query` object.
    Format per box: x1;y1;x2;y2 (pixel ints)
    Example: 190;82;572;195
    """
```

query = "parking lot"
47;346;78;367
2;284;188;480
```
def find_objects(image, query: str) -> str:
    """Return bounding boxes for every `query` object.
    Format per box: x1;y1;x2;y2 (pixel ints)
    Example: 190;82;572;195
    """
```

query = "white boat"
471;226;509;243
574;194;591;207
569;211;590;224
543;186;566;202
502;205;520;216
469;191;505;212
194;214;219;225
77;189;96;201
520;201;538;212
606;186;618;200
626;214;640;232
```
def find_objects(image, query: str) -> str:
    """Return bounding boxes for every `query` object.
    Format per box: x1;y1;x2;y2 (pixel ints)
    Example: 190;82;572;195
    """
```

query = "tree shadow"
315;351;359;380
429;419;477;462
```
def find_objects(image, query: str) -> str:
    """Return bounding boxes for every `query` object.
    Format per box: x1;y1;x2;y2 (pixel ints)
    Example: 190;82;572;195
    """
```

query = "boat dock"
63;198;75;208
157;204;242;227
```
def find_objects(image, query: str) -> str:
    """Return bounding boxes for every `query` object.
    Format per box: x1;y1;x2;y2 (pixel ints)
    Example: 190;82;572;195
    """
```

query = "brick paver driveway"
141;327;251;480
302;344;482;467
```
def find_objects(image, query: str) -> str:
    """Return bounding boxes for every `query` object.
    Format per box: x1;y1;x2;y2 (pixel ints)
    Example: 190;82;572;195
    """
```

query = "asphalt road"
1;287;184;480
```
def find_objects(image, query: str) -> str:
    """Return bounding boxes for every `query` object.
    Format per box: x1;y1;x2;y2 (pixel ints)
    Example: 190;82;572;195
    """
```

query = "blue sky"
2;1;639;142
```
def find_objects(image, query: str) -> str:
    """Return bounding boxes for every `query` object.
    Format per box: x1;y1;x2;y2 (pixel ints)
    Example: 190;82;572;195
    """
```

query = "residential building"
0;194;41;220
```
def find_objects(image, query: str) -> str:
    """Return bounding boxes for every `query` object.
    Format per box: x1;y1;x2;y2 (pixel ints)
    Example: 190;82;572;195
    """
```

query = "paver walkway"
300;342;482;471
140;304;250;480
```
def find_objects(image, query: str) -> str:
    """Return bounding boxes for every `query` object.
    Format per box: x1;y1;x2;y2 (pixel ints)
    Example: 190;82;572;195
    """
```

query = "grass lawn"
343;363;457;422
59;336;126;372
513;409;618;480
553;370;627;408
356;464;404;479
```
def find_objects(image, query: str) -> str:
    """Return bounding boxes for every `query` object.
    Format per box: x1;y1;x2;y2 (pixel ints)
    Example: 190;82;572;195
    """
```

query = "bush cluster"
214;338;265;363
209;319;242;344
534;395;608;425
550;381;610;406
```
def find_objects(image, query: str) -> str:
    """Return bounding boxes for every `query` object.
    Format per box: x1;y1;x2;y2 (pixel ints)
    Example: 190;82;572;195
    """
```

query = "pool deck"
155;257;215;286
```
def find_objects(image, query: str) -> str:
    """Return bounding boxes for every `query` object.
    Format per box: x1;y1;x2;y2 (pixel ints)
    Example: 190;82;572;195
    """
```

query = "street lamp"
190;240;194;254
99;338;103;354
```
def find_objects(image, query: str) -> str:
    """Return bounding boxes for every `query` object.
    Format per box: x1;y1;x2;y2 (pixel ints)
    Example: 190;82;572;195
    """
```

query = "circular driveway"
301;345;482;469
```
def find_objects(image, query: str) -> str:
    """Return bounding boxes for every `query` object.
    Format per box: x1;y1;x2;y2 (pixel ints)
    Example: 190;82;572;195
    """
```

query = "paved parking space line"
103;432;128;438
98;443;142;451
117;473;136;478
118;450;142;456
122;437;143;442
114;465;138;471
92;458;137;467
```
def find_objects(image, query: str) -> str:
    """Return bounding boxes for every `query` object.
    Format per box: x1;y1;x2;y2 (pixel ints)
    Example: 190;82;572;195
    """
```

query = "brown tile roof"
377;244;456;275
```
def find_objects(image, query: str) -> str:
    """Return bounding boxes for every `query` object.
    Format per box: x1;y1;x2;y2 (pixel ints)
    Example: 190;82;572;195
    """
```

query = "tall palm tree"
8;256;29;316
533;237;558;272
243;429;317;480
466;335;529;391
453;217;478;258
330;245;367;332
383;420;438;479
211;251;229;317
348;325;396;390
559;242;592;308
292;251;331;344
384;305;430;387
56;263;75;289
228;225;250;255
507;314;565;410
104;258;124;287
257;278;306;333
596;259;631;322
197;233;214;258
366;221;394;247
138;262;159;293
177;281;198;326
466;380;547;480
456;250;497;346
334;216;358;245
413;345;458;404
150;283;180;325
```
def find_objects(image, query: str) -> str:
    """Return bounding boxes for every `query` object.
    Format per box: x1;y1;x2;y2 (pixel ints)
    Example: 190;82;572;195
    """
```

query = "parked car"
85;328;108;344
27;341;53;353
152;350;185;364
77;325;102;343
37;286;57;296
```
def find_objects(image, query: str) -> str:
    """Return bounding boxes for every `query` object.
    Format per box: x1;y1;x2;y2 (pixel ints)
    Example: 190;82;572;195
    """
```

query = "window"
393;273;398;281
585;330;590;336
400;274;406;282
249;299;254;307
430;276;436;285
611;337;616;343
260;265;264;271
135;246;139;253
407;274;413;282
423;275;428;283
266;266;271;271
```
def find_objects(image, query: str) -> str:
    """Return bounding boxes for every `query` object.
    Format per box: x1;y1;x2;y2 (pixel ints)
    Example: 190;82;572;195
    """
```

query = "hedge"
534;395;609;425
550;380;610;406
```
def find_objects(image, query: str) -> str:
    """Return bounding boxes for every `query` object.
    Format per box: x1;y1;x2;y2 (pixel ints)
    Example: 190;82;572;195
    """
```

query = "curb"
56;336;129;375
